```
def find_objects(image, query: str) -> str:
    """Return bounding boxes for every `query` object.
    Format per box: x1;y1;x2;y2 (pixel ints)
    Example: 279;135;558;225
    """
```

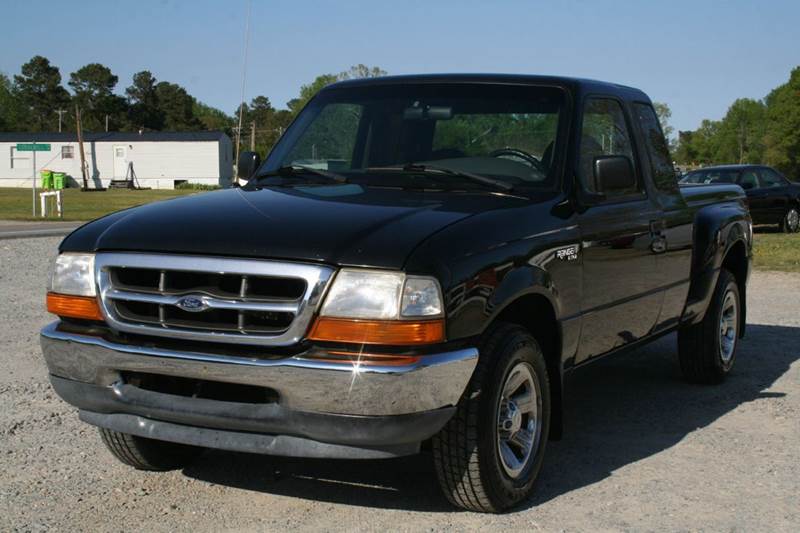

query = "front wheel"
781;207;799;233
432;323;550;512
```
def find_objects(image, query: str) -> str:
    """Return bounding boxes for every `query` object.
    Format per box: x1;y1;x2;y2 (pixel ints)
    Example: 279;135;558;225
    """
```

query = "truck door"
574;97;663;363
738;169;771;224
754;167;790;224
633;102;693;332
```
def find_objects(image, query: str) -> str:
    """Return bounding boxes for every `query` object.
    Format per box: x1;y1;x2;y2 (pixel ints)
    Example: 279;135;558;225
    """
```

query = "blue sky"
2;0;798;133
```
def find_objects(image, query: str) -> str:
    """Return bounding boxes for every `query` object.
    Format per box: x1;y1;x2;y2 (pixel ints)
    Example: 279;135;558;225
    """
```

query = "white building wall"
0;141;84;188
0;139;230;189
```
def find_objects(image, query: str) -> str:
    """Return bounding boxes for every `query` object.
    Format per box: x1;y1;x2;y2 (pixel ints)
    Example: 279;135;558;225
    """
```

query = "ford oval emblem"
175;295;208;313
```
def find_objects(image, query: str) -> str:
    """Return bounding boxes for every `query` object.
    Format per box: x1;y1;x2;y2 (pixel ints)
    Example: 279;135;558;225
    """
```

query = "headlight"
49;253;96;296
320;269;443;319
311;269;445;346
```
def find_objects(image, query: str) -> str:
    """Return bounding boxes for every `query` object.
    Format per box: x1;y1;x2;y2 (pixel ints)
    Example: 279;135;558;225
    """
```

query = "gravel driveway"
1;237;798;531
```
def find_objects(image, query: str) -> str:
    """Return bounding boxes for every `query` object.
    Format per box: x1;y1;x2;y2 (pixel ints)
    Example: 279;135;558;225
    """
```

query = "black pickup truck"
41;75;752;512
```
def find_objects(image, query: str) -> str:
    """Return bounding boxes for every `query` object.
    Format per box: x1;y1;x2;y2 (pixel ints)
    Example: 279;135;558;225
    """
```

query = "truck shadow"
182;324;799;513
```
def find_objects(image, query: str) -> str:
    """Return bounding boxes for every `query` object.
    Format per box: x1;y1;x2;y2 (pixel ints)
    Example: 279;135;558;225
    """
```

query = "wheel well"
721;239;748;336
495;294;563;439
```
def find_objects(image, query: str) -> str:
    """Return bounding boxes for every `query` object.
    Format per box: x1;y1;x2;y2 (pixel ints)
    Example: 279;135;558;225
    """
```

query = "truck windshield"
263;83;566;189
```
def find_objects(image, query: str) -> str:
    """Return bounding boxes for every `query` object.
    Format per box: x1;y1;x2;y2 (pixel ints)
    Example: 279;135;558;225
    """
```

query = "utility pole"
55;109;67;132
75;105;89;190
250;121;256;151
105;114;109;132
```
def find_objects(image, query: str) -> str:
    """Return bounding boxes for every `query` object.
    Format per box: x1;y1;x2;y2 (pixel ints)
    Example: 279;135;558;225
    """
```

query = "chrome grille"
96;253;334;346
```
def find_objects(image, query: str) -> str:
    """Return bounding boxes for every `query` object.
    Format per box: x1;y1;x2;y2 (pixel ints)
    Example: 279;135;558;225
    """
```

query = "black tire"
432;323;551;513
780;206;799;233
99;428;203;471
678;269;741;384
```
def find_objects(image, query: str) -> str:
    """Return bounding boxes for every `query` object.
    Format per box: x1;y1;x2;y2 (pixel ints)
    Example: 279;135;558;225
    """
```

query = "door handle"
650;220;667;254
649;220;665;235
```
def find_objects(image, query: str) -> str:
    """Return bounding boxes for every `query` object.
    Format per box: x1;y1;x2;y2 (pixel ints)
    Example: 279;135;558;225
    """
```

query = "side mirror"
237;151;261;181
594;155;636;193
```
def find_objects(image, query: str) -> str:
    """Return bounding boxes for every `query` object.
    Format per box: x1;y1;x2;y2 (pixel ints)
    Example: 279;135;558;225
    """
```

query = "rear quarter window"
634;103;677;193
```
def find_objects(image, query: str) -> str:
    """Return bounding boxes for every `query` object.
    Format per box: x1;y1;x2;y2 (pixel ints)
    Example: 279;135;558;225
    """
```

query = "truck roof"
325;73;650;101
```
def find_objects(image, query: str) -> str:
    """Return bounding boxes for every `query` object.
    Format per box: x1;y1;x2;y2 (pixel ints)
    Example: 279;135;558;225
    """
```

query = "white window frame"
10;146;30;169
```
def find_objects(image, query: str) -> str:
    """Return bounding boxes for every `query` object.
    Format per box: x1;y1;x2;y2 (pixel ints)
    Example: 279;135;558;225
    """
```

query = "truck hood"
61;184;529;269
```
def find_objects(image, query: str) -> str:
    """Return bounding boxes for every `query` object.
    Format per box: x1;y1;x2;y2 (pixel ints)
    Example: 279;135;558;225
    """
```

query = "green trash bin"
40;170;53;189
53;172;66;190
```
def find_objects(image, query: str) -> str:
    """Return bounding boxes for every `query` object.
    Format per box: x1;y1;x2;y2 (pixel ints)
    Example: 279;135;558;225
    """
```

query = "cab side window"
579;98;637;196
738;170;760;190
758;168;786;188
634;103;677;193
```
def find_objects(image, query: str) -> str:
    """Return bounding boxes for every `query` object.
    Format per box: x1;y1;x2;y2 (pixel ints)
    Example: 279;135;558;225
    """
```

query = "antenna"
233;0;252;186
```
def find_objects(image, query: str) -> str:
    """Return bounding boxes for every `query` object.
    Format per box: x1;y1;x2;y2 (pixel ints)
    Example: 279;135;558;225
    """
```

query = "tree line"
0;56;385;156
674;66;800;178
11;56;796;178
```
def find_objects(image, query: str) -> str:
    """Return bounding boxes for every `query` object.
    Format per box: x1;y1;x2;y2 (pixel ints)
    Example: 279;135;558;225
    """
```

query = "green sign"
16;143;51;152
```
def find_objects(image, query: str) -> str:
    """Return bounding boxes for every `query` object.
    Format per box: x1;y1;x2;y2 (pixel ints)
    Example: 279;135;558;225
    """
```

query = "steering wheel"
489;148;547;174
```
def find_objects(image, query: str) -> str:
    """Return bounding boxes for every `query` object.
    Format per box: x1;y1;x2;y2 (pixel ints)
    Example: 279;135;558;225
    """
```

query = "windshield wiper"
256;165;348;184
366;163;514;192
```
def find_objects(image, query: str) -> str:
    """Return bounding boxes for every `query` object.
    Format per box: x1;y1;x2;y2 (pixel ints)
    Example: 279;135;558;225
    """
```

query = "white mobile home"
0;131;233;189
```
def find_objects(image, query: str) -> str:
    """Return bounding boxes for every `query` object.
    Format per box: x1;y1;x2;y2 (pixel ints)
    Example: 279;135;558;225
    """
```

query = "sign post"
16;143;51;216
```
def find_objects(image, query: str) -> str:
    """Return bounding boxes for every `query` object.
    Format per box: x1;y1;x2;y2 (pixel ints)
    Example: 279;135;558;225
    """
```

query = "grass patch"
0;187;199;221
753;231;800;272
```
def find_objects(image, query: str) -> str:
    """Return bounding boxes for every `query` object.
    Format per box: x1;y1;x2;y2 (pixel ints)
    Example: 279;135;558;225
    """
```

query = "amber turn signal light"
46;292;104;321
308;317;445;345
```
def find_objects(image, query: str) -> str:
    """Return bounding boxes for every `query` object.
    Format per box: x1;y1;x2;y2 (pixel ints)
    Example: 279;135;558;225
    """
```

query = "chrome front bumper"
41;322;477;417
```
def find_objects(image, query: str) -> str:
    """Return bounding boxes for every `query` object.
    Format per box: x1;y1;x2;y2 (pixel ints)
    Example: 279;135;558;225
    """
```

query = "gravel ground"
1;237;798;532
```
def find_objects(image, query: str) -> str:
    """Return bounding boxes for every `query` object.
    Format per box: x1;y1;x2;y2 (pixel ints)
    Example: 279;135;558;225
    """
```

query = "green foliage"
284;103;362;164
653;102;674;141
154;81;204;131
233;98;283;157
763;67;800;178
675;66;799;175
193;100;233;133
126;71;163;130
69;63;128;131
435;113;557;158
0;73;29;131
174;182;220;190
13;55;70;131
287;73;339;115
716;98;766;164
286;64;387;116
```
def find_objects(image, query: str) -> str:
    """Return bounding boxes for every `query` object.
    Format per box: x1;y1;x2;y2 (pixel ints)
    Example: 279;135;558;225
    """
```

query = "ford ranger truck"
41;75;752;512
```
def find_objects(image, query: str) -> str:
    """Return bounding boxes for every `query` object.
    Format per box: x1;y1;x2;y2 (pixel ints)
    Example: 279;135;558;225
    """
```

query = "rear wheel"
99;428;203;471
781;207;799;233
432;323;550;512
678;269;740;384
